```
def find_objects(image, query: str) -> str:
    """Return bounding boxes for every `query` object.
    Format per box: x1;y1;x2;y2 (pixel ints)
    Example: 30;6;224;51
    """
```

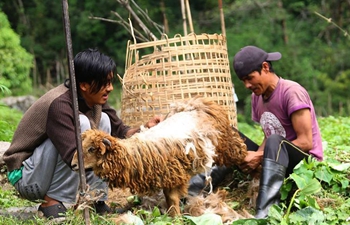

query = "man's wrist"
145;122;150;128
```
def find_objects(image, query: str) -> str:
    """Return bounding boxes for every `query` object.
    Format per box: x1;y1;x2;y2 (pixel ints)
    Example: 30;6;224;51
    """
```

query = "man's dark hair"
74;48;116;93
251;61;275;75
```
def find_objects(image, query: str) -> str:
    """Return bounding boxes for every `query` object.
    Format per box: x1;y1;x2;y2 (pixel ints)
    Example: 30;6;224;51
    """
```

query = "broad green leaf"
315;166;333;184
340;178;349;189
306;196;320;209
281;182;292;200
289;174;310;189
329;163;350;172
184;213;223;225
123;211;144;225
152;207;162;217
332;184;341;192
268;204;284;221
231;218;267;225
293;168;314;180
288;207;324;224
299;178;322;195
153;222;172;225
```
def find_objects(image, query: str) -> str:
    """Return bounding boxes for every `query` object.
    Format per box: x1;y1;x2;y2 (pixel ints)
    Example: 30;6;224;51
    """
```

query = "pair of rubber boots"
187;158;286;219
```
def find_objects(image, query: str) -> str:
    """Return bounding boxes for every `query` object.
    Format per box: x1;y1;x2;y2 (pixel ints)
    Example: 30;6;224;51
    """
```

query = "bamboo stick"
185;0;194;33
218;0;226;37
181;0;188;36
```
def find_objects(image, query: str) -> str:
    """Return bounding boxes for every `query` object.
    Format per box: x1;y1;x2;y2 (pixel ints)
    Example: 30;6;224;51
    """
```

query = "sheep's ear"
81;131;87;140
102;138;111;147
100;138;111;155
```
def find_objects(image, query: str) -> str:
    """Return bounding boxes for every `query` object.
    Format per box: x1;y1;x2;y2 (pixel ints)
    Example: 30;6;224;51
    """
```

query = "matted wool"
120;33;237;127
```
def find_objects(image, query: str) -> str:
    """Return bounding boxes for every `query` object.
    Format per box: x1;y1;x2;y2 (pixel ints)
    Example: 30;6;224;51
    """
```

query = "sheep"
71;97;247;216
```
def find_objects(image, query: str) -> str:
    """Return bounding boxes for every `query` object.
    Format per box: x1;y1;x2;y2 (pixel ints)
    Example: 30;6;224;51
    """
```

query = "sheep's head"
71;129;112;172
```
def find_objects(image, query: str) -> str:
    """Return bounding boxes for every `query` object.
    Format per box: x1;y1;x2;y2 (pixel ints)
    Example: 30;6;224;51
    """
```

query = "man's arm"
291;108;313;152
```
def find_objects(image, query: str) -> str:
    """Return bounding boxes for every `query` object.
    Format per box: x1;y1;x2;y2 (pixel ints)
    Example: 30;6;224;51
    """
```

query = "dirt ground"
0;167;257;223
103;170;258;222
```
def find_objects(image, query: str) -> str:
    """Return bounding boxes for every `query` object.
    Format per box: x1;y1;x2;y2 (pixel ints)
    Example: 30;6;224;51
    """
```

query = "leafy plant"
274;157;350;224
0;116;349;224
0;187;35;208
0;84;11;95
0;105;22;141
0;11;33;96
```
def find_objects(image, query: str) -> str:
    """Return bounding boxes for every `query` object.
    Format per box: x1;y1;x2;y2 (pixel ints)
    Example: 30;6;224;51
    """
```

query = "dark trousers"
237;131;310;176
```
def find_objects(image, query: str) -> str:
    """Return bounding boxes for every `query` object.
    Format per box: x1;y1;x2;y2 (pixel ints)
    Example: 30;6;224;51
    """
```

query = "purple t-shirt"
252;78;323;160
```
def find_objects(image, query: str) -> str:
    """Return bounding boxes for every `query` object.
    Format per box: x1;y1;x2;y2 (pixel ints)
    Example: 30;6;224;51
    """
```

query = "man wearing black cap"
233;46;323;218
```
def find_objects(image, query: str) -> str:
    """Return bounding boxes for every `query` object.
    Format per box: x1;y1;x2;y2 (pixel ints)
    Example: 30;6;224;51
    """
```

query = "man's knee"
263;134;285;159
99;112;111;133
79;115;91;132
265;134;284;146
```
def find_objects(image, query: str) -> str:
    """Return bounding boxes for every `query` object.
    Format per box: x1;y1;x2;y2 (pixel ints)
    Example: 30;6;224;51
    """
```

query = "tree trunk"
278;0;288;45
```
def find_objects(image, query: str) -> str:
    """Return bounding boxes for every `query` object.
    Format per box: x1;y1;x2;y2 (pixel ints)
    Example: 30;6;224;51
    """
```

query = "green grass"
0;104;23;142
0;105;349;224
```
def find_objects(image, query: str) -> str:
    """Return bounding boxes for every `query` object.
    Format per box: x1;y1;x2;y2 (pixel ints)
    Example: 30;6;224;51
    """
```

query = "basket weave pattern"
120;33;237;127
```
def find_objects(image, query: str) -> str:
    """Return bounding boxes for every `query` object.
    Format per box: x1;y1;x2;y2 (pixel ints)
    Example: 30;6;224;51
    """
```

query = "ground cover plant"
0;105;349;225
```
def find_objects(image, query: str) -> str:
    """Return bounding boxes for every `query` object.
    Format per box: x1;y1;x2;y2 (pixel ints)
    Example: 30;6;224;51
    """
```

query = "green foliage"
0;84;11;95
1;0;350;116
185;213;223;225
272;157;350;224
0;116;349;224
135;207;190;224
318;116;350;161
0;187;35;208
0;105;22;141
0;11;33;96
223;0;350;119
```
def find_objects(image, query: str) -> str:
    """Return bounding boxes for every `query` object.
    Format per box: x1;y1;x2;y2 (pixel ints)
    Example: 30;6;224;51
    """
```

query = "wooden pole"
180;0;188;36
61;0;90;224
185;0;194;33
218;0;226;37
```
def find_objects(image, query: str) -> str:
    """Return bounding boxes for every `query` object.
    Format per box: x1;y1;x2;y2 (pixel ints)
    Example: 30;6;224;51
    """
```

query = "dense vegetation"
0;1;349;224
0;0;350;120
0;106;349;224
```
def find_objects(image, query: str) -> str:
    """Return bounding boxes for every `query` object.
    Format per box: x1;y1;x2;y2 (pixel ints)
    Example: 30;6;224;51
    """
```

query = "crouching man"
4;49;161;219
188;46;324;219
232;46;323;218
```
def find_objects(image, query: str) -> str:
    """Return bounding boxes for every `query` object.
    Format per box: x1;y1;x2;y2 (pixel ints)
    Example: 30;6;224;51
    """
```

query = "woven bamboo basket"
120;33;237;127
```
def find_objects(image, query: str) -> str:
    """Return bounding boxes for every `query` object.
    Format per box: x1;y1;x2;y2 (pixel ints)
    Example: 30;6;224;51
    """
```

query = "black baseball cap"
233;46;282;79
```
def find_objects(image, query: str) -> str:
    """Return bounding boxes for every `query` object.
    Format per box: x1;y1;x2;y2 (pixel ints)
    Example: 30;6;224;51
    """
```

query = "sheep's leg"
163;187;181;217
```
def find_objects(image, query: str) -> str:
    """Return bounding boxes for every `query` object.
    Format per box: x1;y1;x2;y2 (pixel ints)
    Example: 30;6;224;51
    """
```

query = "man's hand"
144;115;164;128
239;151;263;173
125;115;164;138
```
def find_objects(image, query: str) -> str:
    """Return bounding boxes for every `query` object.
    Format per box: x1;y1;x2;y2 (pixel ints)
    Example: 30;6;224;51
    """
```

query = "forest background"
0;0;350;122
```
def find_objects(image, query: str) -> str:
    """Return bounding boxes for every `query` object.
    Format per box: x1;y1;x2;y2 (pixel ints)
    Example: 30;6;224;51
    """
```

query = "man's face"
80;73;114;107
241;70;268;96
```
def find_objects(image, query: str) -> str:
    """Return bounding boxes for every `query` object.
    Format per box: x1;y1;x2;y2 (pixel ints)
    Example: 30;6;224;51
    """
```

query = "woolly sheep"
71;97;247;216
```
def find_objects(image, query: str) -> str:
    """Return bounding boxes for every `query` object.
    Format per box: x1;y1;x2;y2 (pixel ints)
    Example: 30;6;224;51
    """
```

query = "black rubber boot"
93;201;112;215
187;173;207;196
207;166;233;189
255;158;286;218
187;166;233;196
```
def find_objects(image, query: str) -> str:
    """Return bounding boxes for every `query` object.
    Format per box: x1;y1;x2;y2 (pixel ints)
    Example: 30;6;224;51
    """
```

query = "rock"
0;95;37;113
0;141;10;167
0;205;39;220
